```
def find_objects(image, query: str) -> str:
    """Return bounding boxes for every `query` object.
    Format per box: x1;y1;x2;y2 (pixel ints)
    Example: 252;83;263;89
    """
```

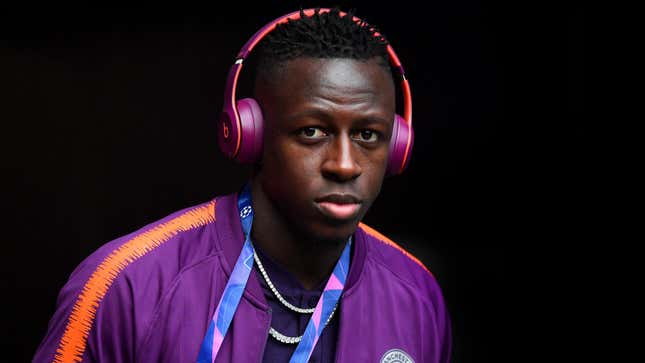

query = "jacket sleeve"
32;258;137;363
428;275;453;363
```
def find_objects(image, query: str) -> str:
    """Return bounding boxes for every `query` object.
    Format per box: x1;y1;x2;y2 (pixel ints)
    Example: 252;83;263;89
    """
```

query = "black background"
2;1;585;362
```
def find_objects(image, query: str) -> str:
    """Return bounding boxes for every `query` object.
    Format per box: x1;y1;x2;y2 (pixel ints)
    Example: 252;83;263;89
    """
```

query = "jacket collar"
214;192;268;310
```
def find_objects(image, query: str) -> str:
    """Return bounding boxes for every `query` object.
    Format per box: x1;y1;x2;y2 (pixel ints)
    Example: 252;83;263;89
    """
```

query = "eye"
353;129;379;143
299;127;327;139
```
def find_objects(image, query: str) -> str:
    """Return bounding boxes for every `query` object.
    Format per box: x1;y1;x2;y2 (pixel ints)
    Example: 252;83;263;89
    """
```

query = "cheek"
268;133;322;167
261;140;319;189
361;147;389;175
360;150;389;198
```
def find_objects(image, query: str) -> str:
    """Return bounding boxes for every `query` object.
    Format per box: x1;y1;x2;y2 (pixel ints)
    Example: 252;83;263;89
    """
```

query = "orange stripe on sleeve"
359;222;432;276
53;200;216;363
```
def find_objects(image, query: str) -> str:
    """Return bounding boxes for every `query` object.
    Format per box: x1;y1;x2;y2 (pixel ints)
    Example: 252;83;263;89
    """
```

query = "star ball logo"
240;206;252;219
380;348;415;363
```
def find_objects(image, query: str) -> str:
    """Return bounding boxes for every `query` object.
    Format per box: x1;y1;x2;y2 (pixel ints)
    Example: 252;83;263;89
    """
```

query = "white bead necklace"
253;250;315;314
268;304;338;344
253;250;338;344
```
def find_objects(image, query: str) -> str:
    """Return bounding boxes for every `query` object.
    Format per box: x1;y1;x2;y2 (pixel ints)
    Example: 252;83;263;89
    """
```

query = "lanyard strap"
197;184;350;363
196;186;255;363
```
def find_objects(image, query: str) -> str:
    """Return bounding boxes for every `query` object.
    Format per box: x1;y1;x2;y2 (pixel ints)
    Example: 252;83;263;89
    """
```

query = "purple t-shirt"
254;244;339;363
33;192;451;362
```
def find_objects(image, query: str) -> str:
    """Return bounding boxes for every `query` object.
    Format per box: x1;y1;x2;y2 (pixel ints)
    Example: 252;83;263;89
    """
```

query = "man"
33;8;451;363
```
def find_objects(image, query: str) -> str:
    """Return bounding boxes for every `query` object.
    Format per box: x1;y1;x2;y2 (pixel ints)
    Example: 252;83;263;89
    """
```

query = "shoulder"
35;197;225;363
72;197;219;287
357;223;445;303
355;223;453;363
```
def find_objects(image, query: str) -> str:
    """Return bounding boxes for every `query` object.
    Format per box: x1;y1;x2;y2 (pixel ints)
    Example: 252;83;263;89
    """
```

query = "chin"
313;219;360;244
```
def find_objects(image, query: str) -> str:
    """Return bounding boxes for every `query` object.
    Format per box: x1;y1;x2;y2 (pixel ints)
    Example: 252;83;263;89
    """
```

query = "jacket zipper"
257;307;271;363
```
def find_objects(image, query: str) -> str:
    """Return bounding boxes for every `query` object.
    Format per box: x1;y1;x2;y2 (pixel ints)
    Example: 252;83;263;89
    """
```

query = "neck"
249;179;348;290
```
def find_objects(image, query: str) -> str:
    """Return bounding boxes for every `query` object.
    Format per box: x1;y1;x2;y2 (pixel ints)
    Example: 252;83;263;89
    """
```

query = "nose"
321;134;362;182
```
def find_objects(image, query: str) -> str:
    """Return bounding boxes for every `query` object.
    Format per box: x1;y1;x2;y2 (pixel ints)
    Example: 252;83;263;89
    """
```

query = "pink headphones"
217;8;414;176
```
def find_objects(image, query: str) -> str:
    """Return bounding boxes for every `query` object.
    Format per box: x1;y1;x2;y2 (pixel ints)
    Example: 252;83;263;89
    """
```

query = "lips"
315;194;362;220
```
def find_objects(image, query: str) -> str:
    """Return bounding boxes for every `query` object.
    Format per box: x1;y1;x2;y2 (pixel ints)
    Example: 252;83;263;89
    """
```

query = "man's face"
255;57;395;243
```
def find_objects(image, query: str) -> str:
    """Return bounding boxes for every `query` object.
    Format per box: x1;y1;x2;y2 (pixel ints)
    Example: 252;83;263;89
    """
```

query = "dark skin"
250;57;395;289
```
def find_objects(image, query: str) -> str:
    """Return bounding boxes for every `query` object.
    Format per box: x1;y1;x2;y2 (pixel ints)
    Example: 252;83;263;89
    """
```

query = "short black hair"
254;8;391;86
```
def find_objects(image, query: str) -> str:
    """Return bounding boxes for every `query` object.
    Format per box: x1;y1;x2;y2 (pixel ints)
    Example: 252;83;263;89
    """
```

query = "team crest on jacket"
380;348;415;363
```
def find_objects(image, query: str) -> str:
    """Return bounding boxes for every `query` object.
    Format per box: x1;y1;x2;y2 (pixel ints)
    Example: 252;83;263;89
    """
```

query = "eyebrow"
285;109;333;124
285;108;391;126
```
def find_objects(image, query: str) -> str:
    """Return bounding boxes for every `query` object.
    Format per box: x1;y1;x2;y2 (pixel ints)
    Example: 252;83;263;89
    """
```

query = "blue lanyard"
197;184;351;363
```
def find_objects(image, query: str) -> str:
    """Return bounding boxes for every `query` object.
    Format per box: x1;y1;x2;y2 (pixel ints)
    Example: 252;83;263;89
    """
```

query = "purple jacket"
34;192;451;363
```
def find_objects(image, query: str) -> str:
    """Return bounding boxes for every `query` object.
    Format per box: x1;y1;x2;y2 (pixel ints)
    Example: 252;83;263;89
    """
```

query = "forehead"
256;57;395;117
280;57;391;91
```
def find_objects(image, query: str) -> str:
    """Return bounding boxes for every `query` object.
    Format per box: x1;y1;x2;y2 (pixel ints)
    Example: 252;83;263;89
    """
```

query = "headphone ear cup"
387;114;414;176
234;98;264;164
